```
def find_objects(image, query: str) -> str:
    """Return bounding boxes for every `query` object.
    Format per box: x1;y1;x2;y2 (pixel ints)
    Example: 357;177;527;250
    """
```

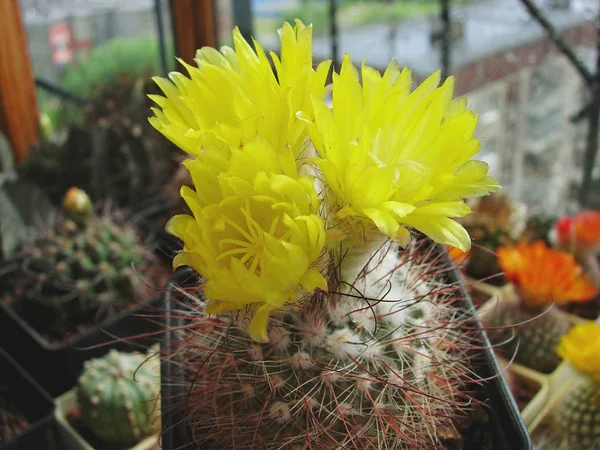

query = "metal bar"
518;0;595;87
330;0;339;69
154;0;169;75
34;78;90;106
579;4;600;207
440;0;451;80
232;0;253;44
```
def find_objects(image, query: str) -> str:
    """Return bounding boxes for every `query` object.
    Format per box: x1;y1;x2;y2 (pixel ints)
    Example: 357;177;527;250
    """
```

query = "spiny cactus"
553;321;600;449
169;240;478;450
77;349;160;444
20;77;179;209
457;192;526;282
153;19;501;450
521;215;556;246
14;188;151;332
555;379;600;449
486;301;569;373
484;241;596;374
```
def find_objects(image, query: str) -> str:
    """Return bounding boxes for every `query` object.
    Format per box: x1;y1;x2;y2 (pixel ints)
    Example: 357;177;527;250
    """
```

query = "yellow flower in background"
300;55;500;251
149;20;331;163
557;322;600;384
167;138;327;342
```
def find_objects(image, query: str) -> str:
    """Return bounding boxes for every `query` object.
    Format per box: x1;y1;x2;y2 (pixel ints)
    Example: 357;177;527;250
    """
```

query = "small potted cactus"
483;241;597;373
56;348;161;450
454;192;527;286
553;210;600;319
528;321;600;449
21;77;180;214
153;20;529;449
0;188;168;396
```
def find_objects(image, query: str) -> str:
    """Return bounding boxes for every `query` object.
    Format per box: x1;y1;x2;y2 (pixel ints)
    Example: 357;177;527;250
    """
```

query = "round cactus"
16;188;150;330
486;303;569;373
487;241;597;374
168;241;478;449
556;379;600;450
76;349;160;444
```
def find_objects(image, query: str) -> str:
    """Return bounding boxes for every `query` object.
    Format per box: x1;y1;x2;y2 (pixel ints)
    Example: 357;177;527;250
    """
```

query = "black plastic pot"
0;259;165;397
0;346;57;449
159;245;531;450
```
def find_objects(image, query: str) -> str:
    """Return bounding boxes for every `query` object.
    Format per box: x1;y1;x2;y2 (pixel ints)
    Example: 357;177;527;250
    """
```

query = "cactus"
486;301;569;373
521;215;556;246
76;349;160;444
485;241;596;374
555;379;600;449
457;192;526;282
168;240;479;449
553;322;600;449
19;77;179;209
152;19;502;449
15;188;151;332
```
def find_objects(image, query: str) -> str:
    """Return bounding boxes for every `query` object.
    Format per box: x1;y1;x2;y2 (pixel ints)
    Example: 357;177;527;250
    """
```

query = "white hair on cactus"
359;340;384;360
412;350;433;379
337;402;354;417
319;369;341;385
269;401;291;424
355;376;373;394
290;351;314;370
269;326;290;352
249;345;263;361
347;300;377;334
299;312;328;347
327;298;355;326
267;374;286;391
326;327;362;359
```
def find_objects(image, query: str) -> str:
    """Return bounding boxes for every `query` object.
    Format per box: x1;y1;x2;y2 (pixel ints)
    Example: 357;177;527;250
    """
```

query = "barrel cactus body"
17;188;149;328
554;322;600;449
556;379;600;450
174;242;475;450
486;302;569;373
77;349;160;444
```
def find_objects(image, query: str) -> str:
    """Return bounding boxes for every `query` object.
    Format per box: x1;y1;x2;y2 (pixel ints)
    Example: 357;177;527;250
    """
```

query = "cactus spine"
76;349;160;444
170;239;476;449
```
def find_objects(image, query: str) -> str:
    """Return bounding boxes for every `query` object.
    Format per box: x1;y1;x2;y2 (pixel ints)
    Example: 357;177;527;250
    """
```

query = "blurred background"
11;0;600;212
3;0;600;248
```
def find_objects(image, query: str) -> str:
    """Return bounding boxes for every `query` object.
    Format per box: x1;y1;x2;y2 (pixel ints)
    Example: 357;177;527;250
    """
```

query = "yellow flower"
149;20;331;162
167;138;327;342
300;55;500;251
557;322;600;383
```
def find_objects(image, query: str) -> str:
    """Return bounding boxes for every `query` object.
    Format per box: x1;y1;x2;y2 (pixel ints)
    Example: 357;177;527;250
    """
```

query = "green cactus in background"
557;380;600;449
16;188;150;331
553;322;600;449
483;241;597;374
77;349;160;444
457;192;526;282
21;77;180;210
486;303;569;373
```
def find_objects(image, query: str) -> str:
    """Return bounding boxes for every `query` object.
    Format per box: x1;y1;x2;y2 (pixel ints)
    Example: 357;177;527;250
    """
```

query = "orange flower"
446;245;471;266
555;210;600;252
497;241;597;308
